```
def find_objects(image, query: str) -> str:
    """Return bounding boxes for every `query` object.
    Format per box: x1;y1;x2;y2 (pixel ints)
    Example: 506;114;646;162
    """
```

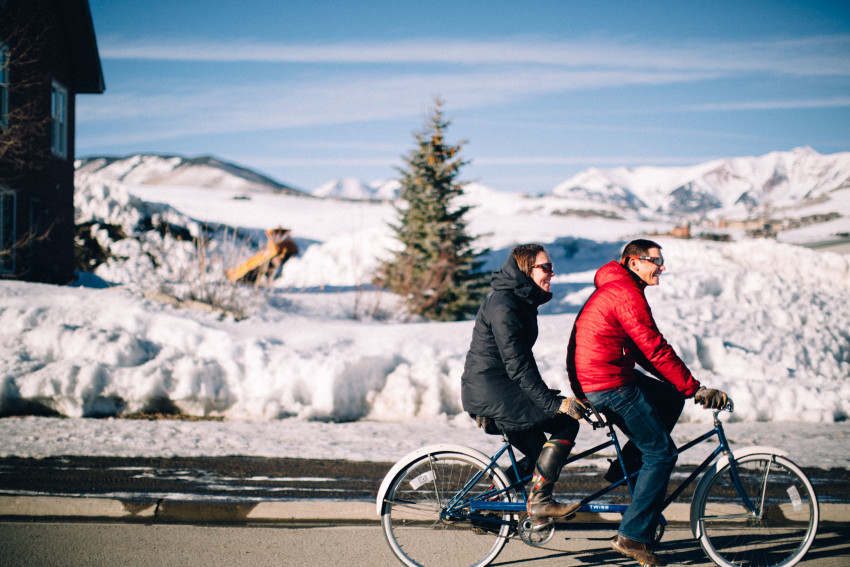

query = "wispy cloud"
82;35;850;158
99;34;850;77
682;96;850;112
239;157;397;168
77;66;719;143
474;155;716;167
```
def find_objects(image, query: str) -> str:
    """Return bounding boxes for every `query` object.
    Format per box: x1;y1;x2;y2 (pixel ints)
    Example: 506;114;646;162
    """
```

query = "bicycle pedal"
527;517;553;531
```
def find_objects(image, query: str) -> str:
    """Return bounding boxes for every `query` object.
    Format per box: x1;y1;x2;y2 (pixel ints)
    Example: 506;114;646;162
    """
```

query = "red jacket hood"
594;260;644;290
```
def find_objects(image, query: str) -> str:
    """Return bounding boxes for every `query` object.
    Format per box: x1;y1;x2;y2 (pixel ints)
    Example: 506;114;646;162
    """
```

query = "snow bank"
0;175;848;426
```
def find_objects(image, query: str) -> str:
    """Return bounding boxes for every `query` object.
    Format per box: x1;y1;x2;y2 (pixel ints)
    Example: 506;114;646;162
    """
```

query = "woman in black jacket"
461;243;585;531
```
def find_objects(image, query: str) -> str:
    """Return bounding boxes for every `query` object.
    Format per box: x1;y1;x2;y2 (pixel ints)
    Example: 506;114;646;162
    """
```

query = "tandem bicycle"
376;401;819;567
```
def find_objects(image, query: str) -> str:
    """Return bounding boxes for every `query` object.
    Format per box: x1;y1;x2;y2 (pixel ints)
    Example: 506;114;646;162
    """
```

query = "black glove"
558;397;588;420
695;387;729;409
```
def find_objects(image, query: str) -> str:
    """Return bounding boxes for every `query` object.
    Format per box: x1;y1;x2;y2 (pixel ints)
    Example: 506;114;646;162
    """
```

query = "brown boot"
526;440;579;530
526;484;580;530
610;534;667;566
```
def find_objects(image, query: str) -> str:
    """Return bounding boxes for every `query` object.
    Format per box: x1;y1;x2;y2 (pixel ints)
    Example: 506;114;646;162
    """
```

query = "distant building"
670;223;691;239
0;0;104;284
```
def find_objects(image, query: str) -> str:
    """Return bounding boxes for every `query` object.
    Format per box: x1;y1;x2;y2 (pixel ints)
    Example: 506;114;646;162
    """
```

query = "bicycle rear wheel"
380;449;514;567
694;453;818;567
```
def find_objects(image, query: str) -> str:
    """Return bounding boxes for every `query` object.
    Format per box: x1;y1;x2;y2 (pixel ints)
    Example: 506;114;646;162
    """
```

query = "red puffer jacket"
567;261;701;396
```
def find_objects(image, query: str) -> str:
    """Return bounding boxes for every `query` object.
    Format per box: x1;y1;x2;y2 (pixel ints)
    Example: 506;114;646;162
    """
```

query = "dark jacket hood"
490;256;552;307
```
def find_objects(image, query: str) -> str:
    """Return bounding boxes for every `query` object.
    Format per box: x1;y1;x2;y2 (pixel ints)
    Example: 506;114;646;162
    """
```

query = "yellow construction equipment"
226;227;298;283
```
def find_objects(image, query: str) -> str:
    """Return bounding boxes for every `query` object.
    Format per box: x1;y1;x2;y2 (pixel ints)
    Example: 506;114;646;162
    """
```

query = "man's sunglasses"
625;255;664;267
532;262;554;274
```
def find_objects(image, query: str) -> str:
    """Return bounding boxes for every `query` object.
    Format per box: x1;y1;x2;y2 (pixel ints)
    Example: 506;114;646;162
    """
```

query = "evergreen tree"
376;99;489;321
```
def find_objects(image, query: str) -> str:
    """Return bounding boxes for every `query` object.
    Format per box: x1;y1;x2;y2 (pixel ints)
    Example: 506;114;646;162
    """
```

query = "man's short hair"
621;239;662;261
511;243;545;277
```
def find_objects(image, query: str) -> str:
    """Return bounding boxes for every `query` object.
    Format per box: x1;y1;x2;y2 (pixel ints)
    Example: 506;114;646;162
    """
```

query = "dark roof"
59;0;105;94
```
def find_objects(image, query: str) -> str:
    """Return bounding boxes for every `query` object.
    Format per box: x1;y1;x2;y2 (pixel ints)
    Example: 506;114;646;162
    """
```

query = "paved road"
2;455;848;503
2;455;848;566
1;522;848;567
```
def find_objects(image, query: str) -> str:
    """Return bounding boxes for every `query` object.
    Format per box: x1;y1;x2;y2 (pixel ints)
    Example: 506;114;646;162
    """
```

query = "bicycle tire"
380;449;515;567
694;453;818;567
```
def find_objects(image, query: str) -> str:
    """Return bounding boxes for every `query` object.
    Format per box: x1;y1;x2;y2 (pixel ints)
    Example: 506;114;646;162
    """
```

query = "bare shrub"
143;226;259;320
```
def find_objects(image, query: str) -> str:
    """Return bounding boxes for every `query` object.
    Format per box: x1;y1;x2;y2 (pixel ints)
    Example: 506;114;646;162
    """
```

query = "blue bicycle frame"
444;406;757;527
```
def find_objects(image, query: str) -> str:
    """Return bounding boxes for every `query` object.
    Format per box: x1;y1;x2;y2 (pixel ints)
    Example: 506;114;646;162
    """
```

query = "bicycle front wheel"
694;453;818;567
380;450;514;567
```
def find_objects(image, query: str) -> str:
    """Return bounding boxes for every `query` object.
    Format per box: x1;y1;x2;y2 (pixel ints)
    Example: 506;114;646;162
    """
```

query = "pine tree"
376;99;489;321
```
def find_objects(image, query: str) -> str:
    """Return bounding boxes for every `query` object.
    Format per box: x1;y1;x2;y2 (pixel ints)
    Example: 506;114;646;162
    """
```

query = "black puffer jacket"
461;256;561;431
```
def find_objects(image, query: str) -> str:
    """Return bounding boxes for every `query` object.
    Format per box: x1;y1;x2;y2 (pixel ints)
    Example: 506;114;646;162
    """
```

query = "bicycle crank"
518;513;555;546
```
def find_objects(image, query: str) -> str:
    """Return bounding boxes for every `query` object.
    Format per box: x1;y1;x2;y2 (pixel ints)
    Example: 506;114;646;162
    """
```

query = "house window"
0;188;16;274
0;42;9;130
51;80;68;158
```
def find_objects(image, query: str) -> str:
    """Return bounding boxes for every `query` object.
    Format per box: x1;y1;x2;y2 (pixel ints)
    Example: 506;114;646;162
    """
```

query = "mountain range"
76;147;850;222
553;147;850;218
75;154;304;196
311;177;401;201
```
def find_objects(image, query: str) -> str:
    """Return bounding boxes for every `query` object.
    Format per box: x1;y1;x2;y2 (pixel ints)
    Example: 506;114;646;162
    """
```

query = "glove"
474;415;492;430
558;397;588;420
694;387;729;409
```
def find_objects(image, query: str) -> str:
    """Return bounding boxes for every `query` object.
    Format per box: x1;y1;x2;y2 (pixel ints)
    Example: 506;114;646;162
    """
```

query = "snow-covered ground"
1;171;849;469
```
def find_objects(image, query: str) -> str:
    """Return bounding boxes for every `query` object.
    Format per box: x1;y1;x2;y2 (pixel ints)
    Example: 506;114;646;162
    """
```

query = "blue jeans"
586;383;678;543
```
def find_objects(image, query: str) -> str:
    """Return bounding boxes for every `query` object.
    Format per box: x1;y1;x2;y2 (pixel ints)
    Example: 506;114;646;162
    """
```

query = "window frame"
0;41;9;130
51;79;69;159
0;188;16;274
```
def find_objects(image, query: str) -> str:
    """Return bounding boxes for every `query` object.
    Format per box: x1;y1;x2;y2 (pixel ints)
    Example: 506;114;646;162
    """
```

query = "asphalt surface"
0;455;848;525
3;455;850;501
2;456;849;566
3;523;850;567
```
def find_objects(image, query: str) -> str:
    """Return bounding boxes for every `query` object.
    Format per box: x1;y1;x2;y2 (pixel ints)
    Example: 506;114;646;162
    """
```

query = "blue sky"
78;0;850;194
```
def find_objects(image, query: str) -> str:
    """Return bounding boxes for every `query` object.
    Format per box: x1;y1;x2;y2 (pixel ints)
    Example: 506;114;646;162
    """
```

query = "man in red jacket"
567;239;729;566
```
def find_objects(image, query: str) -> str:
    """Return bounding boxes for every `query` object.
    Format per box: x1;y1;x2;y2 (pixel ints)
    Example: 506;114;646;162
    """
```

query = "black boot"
526;439;579;530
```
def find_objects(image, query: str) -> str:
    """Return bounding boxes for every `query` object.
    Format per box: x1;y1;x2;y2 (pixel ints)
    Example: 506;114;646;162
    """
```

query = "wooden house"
0;0;104;284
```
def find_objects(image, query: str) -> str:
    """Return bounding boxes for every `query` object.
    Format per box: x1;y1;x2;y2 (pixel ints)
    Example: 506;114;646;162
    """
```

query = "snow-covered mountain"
76;148;850;229
553;147;850;218
76;154;305;196
311;177;401;201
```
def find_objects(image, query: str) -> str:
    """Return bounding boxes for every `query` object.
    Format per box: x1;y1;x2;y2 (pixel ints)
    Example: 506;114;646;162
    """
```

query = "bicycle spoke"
696;454;818;567
381;450;514;567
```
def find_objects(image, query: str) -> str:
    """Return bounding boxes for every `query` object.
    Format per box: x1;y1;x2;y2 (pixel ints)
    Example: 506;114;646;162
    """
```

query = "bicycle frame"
448;406;759;525
379;403;817;567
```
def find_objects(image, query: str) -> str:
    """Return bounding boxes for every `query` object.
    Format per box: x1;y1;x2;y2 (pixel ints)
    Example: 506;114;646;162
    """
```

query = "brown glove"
558;397;588;420
475;415;492;430
694;387;729;409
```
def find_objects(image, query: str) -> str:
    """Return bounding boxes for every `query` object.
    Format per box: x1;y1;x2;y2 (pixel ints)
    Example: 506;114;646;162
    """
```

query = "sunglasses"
626;255;664;267
532;262;554;274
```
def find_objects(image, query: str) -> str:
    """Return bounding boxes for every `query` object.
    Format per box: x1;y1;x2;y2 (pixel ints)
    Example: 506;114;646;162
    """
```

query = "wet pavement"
1;456;848;505
0;455;391;503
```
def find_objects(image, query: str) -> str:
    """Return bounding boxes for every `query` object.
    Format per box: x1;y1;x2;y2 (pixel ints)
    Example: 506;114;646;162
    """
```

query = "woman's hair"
511;243;545;277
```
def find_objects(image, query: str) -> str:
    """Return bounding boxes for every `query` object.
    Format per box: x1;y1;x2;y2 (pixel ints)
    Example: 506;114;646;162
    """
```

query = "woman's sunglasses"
532;263;554;274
